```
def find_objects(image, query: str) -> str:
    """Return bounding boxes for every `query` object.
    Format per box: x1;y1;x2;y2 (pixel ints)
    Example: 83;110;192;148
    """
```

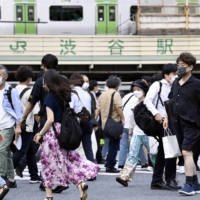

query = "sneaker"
179;166;185;174
147;166;153;172
6;180;17;188
193;184;200;194
29;177;42;184
15;165;23;178
179;184;195;196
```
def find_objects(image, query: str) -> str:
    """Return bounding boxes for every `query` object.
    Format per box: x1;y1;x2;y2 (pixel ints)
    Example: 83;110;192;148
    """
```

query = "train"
0;0;137;35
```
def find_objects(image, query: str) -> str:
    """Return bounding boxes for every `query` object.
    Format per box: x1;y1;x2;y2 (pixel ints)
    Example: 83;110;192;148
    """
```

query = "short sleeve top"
43;94;63;122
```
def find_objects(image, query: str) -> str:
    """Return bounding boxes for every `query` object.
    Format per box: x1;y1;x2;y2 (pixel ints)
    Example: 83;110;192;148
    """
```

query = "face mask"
82;82;89;90
177;66;188;77
29;78;32;85
134;91;144;99
169;75;178;85
0;77;3;85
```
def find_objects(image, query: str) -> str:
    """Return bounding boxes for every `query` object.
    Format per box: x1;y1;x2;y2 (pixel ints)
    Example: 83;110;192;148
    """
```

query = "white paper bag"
162;128;182;159
149;136;158;155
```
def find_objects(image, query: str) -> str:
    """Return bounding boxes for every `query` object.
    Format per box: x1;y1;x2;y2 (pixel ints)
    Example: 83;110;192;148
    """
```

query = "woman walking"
34;70;100;200
116;80;150;187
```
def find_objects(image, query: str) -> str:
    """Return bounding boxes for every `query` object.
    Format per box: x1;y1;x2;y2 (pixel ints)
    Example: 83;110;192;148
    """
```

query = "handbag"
162;128;182;159
104;92;123;140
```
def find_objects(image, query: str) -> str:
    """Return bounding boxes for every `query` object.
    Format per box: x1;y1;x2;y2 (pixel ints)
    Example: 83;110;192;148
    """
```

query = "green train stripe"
96;0;117;3
14;0;36;2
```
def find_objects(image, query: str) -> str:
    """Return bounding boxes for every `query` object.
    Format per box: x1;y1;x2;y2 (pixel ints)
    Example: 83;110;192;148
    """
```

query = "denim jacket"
3;82;22;125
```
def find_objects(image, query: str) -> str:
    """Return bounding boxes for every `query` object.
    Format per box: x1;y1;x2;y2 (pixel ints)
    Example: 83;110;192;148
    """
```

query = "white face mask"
0;77;3;85
169;75;178;85
82;82;89;90
134;91;144;99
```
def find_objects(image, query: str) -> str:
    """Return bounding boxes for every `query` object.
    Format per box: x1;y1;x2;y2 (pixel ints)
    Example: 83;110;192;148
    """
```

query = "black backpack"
52;101;82;150
134;82;163;140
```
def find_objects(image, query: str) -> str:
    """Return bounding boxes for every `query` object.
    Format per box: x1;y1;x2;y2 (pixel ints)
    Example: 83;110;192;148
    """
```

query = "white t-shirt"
0;89;15;130
15;85;40;133
122;93;137;129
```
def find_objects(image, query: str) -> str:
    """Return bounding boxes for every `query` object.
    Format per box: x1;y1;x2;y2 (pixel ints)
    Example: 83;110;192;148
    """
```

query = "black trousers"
95;128;103;162
152;126;177;184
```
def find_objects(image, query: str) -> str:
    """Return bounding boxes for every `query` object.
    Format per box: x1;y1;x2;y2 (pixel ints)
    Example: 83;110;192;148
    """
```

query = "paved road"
4;164;200;200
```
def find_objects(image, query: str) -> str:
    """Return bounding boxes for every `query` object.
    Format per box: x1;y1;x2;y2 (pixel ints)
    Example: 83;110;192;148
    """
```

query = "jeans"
106;139;120;168
80;121;95;163
0;127;15;179
102;137;110;159
139;147;148;164
118;128;129;166
12;132;39;179
0;177;5;187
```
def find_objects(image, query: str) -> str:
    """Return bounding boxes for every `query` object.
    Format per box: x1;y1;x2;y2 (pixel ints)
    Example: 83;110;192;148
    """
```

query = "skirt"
41;123;100;188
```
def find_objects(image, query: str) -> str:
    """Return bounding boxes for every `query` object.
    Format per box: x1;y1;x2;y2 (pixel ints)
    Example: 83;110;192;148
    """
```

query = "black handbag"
104;92;123;140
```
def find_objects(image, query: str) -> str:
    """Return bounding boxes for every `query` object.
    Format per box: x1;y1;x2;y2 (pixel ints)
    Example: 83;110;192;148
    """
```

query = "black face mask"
177;66;188;77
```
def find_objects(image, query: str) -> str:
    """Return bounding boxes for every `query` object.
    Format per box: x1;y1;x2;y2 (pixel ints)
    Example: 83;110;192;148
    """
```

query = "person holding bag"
34;70;99;200
96;75;124;173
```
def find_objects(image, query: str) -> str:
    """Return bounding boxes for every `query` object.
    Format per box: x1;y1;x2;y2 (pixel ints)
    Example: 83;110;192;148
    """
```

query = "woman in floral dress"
34;70;100;200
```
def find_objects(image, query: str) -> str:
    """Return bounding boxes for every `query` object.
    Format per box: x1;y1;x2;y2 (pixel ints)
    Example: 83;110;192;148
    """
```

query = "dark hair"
162;63;177;78
106;75;121;89
42;54;58;70
43;70;74;102
176;52;196;66
151;73;162;84
96;91;102;98
69;73;84;87
141;75;151;84
89;80;98;91
15;66;34;82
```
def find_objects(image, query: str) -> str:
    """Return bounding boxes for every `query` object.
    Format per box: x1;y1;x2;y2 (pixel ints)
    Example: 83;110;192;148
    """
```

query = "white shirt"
122;92;137;129
15;85;40;132
70;93;83;113
144;79;171;117
0;89;15;130
74;86;91;114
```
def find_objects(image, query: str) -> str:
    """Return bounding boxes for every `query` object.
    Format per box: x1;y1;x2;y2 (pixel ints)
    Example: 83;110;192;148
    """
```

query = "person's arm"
34;107;54;143
0;132;4;144
95;107;101;120
114;92;125;125
21;102;35;123
116;107;125;125
144;82;162;123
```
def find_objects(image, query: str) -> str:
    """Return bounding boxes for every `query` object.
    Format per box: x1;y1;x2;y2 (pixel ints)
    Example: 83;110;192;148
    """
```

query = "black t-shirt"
28;77;47;109
43;94;62;122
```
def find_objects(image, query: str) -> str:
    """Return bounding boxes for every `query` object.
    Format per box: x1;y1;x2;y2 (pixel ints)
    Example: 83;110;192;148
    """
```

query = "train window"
141;7;162;13
109;6;115;21
50;6;83;21
130;6;137;21
28;6;34;21
98;6;104;21
16;6;23;21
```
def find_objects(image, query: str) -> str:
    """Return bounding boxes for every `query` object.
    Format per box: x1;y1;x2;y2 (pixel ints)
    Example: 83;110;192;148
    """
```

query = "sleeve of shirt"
114;92;122;108
28;78;43;106
11;88;23;124
70;93;83;113
44;95;56;113
144;81;159;116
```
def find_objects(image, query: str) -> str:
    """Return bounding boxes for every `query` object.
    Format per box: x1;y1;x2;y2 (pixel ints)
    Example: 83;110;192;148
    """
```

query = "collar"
161;79;170;86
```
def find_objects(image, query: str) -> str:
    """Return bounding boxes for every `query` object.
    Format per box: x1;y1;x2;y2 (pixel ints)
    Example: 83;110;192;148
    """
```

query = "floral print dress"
41;123;100;188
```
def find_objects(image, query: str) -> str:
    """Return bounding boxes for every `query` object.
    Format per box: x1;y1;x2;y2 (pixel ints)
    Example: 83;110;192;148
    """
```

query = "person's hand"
163;117;169;130
15;126;21;138
155;113;163;124
19;117;25;125
0;132;4;144
34;133;42;144
128;134;132;142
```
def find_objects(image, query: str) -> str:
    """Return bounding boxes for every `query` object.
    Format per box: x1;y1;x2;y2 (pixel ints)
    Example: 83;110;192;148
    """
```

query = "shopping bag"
149;136;159;155
162;128;182;159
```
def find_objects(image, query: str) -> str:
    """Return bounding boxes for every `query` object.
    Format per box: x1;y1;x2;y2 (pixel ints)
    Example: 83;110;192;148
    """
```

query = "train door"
96;4;117;34
15;4;36;34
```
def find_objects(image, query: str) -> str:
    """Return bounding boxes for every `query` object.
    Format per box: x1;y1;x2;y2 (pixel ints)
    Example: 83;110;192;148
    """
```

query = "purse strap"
156;81;164;108
108;92;116;118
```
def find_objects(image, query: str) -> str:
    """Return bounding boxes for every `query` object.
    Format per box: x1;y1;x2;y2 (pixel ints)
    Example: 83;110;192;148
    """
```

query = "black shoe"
29;176;42;184
104;163;108;168
151;181;171;190
116;177;128;187
52;186;69;193
15;165;23;178
39;183;45;191
106;167;120;173
118;165;124;169
141;163;148;168
166;180;182;190
88;177;97;181
6;180;17;188
97;160;106;164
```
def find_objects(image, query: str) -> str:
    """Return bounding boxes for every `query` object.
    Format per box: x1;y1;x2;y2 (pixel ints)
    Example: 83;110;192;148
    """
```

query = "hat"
132;79;149;93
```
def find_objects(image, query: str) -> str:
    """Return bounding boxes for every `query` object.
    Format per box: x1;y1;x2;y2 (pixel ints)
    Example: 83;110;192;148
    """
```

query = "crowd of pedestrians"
0;52;200;200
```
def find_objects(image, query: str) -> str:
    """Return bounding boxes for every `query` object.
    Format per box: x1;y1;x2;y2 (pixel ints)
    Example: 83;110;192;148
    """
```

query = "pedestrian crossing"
14;163;153;181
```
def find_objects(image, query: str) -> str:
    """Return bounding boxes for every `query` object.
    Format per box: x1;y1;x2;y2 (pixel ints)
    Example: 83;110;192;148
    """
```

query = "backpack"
52;100;83;150
134;82;163;140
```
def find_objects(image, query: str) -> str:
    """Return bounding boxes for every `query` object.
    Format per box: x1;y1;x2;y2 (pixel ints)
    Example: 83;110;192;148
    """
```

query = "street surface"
4;163;200;200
